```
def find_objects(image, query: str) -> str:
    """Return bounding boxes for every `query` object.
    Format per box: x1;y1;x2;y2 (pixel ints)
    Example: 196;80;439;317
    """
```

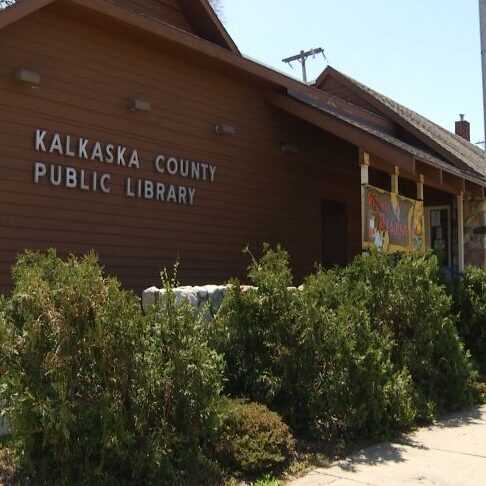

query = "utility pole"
480;0;486;177
282;47;326;83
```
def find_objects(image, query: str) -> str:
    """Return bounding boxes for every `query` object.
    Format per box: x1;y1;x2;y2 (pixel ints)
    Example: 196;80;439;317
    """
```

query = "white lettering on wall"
49;133;63;154
35;130;47;151
33;162;112;194
34;130;140;168
128;150;139;169
33;161;47;183
153;154;216;182
125;177;195;206
33;130;216;207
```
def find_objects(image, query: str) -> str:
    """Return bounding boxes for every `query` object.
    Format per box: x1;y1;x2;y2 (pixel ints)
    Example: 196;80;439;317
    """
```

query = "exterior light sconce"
15;68;40;87
215;123;236;136
130;99;151;112
281;143;299;154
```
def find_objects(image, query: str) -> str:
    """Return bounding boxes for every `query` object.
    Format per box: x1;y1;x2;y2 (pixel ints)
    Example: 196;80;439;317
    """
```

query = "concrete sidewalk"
289;404;486;486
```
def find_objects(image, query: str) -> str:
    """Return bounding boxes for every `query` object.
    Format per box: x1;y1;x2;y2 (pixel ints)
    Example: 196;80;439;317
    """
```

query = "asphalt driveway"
290;404;486;486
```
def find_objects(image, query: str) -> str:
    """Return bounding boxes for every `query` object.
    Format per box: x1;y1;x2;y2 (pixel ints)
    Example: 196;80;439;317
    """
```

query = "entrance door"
425;206;451;267
321;199;348;268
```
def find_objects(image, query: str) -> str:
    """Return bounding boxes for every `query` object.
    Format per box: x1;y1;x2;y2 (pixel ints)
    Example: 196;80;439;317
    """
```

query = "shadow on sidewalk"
434;404;484;429
338;442;408;473
336;404;485;473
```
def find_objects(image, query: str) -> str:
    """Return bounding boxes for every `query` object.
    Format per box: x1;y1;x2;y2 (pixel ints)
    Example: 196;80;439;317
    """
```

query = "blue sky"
222;0;484;145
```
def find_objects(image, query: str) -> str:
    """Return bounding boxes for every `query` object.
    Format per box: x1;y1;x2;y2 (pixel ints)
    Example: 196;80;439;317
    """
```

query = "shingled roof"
2;1;483;189
288;89;482;184
315;66;486;181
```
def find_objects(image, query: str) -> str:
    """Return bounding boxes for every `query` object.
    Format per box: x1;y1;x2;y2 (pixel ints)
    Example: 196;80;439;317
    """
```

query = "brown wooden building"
0;0;485;293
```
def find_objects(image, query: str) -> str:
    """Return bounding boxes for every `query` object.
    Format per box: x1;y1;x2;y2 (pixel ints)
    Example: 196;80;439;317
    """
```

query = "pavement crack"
425;447;486;460
311;470;381;486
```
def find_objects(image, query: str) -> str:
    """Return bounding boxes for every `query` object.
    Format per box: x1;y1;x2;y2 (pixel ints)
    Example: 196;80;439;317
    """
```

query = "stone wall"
464;195;486;268
142;284;301;317
142;285;233;318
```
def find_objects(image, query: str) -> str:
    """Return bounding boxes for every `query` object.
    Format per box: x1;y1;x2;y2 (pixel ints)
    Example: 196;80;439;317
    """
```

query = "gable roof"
1;1;484;191
315;66;485;179
177;0;239;54
0;0;305;91
286;89;481;184
0;0;239;53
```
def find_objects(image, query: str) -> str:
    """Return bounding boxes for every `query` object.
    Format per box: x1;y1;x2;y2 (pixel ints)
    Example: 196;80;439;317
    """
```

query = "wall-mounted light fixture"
281;143;299;154
15;68;40;87
215;123;236;136
130;99;151;112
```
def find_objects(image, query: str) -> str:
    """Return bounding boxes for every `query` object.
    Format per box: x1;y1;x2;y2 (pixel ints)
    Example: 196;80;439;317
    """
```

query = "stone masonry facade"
464;195;486;268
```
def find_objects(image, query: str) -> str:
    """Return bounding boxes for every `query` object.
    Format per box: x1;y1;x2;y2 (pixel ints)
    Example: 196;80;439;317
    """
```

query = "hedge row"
450;266;486;374
0;247;484;483
0;251;293;484
214;246;477;441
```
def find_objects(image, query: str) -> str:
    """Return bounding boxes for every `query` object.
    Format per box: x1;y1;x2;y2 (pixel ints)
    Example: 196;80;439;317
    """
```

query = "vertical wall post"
457;192;465;272
360;151;370;252
416;174;424;201
391;166;399;194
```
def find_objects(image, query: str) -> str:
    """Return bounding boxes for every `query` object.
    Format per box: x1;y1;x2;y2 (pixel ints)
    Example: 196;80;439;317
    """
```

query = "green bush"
140;269;225;484
215;246;415;441
213;245;296;405
0;251;224;484
318;251;477;419
215;246;476;444
213;398;294;474
295;280;417;439
338;251;476;418
450;267;486;374
0;247;478;481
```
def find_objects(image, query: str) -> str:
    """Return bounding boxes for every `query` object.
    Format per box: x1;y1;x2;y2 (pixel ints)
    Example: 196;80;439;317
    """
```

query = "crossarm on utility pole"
282;47;326;83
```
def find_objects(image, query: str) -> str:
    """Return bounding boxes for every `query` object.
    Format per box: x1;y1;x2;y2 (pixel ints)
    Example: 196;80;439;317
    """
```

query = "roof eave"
314;66;481;176
271;90;485;190
3;1;483;191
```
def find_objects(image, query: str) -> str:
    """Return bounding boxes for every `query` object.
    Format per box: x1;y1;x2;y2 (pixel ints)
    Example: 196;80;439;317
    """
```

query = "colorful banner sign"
363;185;425;253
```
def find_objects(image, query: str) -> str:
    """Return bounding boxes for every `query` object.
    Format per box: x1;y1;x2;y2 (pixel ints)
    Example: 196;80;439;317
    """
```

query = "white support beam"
361;162;369;185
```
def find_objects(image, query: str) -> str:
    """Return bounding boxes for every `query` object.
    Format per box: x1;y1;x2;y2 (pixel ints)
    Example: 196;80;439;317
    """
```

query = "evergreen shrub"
0;251;223;485
338;251;476;418
0;246;478;482
450;266;486;374
213;398;294;474
215;246;476;443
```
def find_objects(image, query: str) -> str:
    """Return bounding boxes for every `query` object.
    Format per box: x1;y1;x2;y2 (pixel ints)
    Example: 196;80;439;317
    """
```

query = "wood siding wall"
112;0;194;31
319;77;384;116
0;8;361;293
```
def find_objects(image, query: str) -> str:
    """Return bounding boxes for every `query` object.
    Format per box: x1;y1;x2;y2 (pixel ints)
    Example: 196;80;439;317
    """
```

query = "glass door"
425;206;451;267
